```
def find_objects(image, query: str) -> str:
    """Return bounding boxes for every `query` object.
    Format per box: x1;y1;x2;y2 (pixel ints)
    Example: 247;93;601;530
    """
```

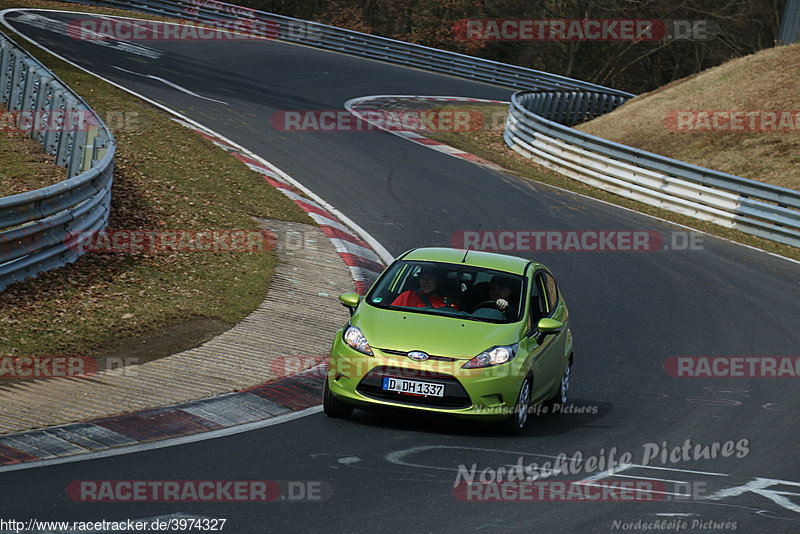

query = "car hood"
353;305;523;360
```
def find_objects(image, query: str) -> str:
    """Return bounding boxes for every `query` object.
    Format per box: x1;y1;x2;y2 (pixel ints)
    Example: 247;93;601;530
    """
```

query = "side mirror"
537;318;563;336
339;293;361;316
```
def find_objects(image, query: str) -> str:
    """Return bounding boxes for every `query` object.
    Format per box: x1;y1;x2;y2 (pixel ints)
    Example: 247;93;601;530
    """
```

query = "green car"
323;247;573;434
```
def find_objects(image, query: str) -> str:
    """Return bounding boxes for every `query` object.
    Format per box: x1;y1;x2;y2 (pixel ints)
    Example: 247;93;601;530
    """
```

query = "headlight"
462;344;518;369
343;325;373;355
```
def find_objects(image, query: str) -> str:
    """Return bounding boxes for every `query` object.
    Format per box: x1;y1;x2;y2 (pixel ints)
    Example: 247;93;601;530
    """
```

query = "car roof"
400;247;535;276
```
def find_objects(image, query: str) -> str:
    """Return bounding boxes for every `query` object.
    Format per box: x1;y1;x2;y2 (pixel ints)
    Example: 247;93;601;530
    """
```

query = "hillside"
578;43;800;191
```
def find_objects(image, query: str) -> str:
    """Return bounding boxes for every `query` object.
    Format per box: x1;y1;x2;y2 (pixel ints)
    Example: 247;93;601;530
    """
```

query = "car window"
528;275;547;329
543;272;559;312
366;260;525;324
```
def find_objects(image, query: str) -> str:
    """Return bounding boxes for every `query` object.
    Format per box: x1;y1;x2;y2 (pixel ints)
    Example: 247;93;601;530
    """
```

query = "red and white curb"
345;95;508;170
172;118;389;295
0;364;328;470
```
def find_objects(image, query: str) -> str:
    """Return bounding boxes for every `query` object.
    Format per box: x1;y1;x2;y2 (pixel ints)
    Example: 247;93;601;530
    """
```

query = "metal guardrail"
505;91;800;247
63;0;799;248
0;30;115;291
778;0;800;45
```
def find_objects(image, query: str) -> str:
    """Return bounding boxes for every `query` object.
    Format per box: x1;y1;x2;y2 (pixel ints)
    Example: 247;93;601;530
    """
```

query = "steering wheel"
473;300;499;311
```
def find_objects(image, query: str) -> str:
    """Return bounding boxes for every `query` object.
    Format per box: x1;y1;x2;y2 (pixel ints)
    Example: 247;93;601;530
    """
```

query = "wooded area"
233;0;786;93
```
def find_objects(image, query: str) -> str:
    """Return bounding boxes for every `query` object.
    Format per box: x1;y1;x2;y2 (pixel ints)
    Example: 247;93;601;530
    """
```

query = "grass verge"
0;0;313;362
0;125;66;196
579;43;800;191
425;102;800;262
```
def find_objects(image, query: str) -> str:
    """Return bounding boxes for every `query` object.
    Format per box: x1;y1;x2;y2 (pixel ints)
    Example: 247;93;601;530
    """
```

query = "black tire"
323;378;354;419
502;376;532;435
545;357;572;409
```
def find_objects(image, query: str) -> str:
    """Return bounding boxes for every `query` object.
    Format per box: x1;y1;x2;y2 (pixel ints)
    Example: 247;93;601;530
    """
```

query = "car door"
525;269;569;403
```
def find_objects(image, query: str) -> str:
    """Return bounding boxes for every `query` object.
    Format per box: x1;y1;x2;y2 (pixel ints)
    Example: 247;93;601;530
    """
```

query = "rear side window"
533;271;559;314
528;279;546;330
543;272;559;312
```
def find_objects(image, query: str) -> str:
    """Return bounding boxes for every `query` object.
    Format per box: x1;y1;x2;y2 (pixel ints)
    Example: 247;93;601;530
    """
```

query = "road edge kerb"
345;95;507;171
0;367;327;473
169;117;386;294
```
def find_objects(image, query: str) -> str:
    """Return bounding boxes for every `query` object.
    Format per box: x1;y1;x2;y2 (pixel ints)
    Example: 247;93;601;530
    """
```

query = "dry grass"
0;124;66;196
579;43;800;191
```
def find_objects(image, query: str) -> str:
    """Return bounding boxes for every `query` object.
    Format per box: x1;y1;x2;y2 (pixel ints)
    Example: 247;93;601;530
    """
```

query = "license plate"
382;377;444;397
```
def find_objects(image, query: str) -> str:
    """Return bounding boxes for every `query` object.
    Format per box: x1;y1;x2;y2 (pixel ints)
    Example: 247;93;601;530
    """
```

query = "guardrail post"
8;48;25;111
54;93;73;167
0;37;11;104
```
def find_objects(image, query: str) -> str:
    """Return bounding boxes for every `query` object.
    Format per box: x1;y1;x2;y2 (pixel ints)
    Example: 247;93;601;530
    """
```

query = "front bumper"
328;336;528;420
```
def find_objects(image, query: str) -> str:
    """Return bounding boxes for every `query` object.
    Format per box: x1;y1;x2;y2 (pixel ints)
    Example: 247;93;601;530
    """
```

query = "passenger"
392;267;458;309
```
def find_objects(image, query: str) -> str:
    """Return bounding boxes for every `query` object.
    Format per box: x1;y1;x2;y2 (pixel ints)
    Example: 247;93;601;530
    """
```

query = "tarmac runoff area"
0;219;355;462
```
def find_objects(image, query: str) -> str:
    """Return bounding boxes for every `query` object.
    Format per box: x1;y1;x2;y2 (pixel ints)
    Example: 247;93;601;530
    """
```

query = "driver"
468;275;515;315
488;275;514;312
392;267;458;309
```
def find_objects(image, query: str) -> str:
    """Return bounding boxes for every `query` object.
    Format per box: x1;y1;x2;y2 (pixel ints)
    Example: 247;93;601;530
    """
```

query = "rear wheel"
502;376;531;435
323;378;354;419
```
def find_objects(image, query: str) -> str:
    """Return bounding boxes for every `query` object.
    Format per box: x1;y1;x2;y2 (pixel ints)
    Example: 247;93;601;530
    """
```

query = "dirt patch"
94;316;232;367
0;317;231;388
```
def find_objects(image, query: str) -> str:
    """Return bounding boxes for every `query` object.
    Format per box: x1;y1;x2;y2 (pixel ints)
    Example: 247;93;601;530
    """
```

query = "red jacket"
392;290;457;309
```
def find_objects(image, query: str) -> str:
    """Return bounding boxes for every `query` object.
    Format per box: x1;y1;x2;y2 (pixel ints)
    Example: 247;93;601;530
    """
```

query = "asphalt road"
2;9;800;533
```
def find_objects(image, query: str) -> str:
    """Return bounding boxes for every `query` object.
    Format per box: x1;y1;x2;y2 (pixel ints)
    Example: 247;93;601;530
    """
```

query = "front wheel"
502;376;531;435
323;378;353;419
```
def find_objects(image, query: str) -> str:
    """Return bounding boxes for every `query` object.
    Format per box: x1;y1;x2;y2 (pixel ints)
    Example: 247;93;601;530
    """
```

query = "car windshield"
366;260;525;323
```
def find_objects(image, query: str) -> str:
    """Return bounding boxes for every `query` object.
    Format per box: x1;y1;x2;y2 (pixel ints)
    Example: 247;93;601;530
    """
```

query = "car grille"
376;348;459;362
356;366;471;409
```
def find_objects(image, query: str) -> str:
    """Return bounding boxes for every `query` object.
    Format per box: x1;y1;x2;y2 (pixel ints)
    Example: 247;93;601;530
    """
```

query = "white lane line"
707;478;800;514
111;65;229;105
625;464;730;476
0;406;323;473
